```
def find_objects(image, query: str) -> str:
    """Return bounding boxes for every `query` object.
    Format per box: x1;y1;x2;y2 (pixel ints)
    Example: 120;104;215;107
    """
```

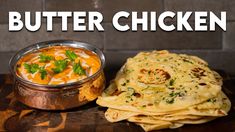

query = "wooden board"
0;72;235;132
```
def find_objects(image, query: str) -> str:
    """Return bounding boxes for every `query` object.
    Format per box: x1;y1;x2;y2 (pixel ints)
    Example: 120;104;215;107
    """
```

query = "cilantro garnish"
66;50;77;61
73;61;86;75
39;66;47;80
23;63;39;74
23;63;47;80
39;54;53;62
52;60;68;74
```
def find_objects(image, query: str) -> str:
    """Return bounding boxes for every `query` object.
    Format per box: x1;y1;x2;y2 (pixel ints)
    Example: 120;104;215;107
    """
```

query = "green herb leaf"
169;79;175;86
24;63;47;79
207;98;216;103
166;98;174;104
169;92;175;97
73;61;86;75
23;63;31;72
183;59;193;64
39;66;47;80
52;60;68;74
121;83;126;86
127;87;135;96
169;91;185;98
66;50;77;61
23;63;39;74
39;54;53;62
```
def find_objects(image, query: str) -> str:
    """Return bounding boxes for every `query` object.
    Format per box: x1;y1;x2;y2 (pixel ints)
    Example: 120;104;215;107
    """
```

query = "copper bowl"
9;40;105;110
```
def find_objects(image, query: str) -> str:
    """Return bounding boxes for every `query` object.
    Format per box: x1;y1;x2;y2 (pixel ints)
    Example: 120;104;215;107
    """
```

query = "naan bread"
174;117;216;124
104;91;230;122
137;122;172;131
98;50;221;113
136;122;184;131
96;50;231;131
105;108;140;122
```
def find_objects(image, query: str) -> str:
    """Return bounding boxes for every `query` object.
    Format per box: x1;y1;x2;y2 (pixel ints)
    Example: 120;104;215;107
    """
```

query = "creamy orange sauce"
16;46;101;85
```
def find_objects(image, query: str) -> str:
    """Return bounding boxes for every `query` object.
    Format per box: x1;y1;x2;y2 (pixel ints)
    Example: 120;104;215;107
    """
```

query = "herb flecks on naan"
96;50;231;131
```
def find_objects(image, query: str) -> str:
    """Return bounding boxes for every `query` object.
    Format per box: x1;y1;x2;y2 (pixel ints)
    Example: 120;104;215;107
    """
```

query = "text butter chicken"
16;46;101;85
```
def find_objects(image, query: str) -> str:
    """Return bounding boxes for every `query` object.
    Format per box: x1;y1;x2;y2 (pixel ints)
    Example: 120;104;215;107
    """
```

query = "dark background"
0;0;235;75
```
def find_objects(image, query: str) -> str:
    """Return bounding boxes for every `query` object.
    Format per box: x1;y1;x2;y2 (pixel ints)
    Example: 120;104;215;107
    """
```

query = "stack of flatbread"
97;50;231;131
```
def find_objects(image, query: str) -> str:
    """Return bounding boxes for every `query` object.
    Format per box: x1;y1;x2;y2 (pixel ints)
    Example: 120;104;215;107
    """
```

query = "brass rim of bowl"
9;40;105;90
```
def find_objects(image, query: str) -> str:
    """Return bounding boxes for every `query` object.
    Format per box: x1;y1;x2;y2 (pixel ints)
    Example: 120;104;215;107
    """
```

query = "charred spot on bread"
138;68;171;84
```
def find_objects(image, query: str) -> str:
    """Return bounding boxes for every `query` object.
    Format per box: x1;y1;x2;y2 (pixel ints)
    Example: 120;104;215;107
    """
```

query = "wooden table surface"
0;71;235;132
